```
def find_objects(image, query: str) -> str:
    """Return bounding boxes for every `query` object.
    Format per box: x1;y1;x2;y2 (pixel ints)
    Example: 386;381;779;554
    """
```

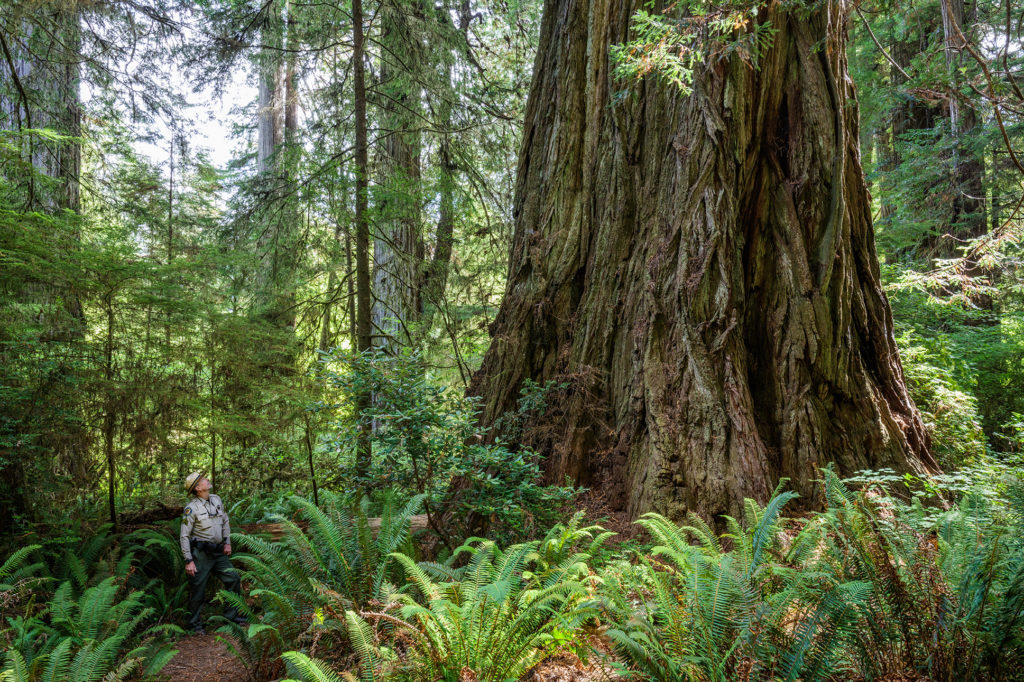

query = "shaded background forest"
2;0;1024;532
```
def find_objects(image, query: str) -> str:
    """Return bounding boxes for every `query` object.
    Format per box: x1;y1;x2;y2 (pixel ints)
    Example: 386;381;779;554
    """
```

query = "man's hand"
185;561;197;577
224;543;232;557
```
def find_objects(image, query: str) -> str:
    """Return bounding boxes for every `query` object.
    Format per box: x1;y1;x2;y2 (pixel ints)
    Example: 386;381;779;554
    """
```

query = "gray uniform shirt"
179;493;231;562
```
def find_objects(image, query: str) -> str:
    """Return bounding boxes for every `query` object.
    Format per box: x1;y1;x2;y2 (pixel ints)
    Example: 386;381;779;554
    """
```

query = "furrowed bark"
470;0;936;522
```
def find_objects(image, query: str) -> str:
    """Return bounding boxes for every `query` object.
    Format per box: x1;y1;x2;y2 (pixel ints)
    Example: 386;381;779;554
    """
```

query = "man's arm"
221;497;232;555
180;507;194;562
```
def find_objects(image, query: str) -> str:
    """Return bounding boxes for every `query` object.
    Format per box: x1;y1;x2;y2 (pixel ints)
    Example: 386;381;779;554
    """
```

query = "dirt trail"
160;633;249;681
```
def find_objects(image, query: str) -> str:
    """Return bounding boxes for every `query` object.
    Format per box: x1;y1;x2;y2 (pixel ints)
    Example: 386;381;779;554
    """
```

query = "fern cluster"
1;530;179;682
374;539;598;680
227;491;424;673
266;472;1024;681
807;467;1024;679
275;511;610;681
602;468;1024;681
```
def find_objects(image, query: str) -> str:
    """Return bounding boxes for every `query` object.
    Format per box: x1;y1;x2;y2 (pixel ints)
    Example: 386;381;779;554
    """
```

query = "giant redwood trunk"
469;0;937;521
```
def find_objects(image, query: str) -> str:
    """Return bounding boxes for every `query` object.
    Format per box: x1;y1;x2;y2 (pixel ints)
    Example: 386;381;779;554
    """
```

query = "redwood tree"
470;0;937;521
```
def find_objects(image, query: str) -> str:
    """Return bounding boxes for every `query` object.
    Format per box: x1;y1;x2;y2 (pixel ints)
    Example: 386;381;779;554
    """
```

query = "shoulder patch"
184;508;192;515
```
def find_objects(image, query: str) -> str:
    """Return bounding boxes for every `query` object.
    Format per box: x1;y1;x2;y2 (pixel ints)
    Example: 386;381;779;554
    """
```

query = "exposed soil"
522;653;625;682
157;631;626;682
159;632;250;682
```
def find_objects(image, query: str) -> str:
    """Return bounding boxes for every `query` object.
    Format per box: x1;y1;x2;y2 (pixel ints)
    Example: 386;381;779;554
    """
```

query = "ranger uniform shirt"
179;493;232;562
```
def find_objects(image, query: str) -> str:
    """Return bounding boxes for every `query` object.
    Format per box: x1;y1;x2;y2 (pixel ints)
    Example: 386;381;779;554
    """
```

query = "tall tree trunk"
346;224;359;344
421;54;458;329
940;0;986;241
936;0;989;305
320;166;353;352
421;132;456;326
257;0;283;176
373;2;424;351
209;352;217;486
0;5;84;531
103;294;117;530
304;412;319;506
352;0;373;478
1;9;84;322
319;53;355;354
255;0;302;331
879;25;938;233
875;125;896;222
470;0;936;522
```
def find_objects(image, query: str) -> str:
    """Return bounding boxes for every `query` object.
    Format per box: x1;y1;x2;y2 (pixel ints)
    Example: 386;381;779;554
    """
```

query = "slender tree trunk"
104;294;117;529
346;226;358;344
373;3;424;351
210;354;217;485
936;0;989;305
257;0;283;176
0;5;85;530
256;0;303;331
284;2;299;151
421;59;457;329
320;160;353;352
888;22;937;235
304;413;319;506
990;146;1002;233
352;0;373;479
166;127;174;353
320;268;338;352
939;0;986;231
2;9;84;322
876;125;896;222
470;0;936;522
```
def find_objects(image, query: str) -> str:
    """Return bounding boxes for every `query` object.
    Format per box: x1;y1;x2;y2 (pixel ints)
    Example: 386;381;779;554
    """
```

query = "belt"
190;539;225;556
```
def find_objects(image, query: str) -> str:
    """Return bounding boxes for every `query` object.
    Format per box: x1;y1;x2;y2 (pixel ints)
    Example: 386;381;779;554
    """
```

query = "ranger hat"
185;471;206;495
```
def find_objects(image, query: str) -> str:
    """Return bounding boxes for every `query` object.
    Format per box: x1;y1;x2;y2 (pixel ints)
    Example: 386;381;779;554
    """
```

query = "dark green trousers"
187;549;241;630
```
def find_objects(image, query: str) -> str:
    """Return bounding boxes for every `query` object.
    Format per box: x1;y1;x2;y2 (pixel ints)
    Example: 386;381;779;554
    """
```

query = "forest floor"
523;652;625;682
158;632;624;681
160;632;248;681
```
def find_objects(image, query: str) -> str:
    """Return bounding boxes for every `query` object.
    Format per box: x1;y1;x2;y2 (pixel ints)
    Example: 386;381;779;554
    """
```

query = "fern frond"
0;545;43;585
344;611;382;682
2;651;31;682
281;651;346;682
39;635;73;682
748;490;798;575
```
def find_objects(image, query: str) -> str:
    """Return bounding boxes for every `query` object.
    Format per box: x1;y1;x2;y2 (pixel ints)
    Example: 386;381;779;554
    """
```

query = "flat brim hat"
185;470;206;494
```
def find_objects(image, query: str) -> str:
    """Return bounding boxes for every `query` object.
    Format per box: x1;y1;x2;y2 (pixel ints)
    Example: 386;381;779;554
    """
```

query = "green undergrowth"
238;466;1024;681
0;524;183;681
2;465;1023;681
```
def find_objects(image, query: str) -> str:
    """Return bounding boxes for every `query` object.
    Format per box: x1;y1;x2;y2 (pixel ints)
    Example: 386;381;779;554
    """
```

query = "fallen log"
117;503;430;541
239;515;431;542
119;502;183;525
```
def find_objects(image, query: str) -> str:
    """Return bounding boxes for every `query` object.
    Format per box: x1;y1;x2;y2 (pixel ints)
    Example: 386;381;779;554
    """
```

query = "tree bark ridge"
470;0;935;522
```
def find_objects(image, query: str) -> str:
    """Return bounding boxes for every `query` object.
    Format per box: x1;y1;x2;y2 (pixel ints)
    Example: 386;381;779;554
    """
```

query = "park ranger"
180;471;247;634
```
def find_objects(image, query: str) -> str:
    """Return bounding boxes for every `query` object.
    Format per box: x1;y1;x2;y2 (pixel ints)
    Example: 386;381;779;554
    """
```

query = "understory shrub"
273;512;610;681
225;491;424;677
0;530;178;682
314;349;581;544
602;467;1024;681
